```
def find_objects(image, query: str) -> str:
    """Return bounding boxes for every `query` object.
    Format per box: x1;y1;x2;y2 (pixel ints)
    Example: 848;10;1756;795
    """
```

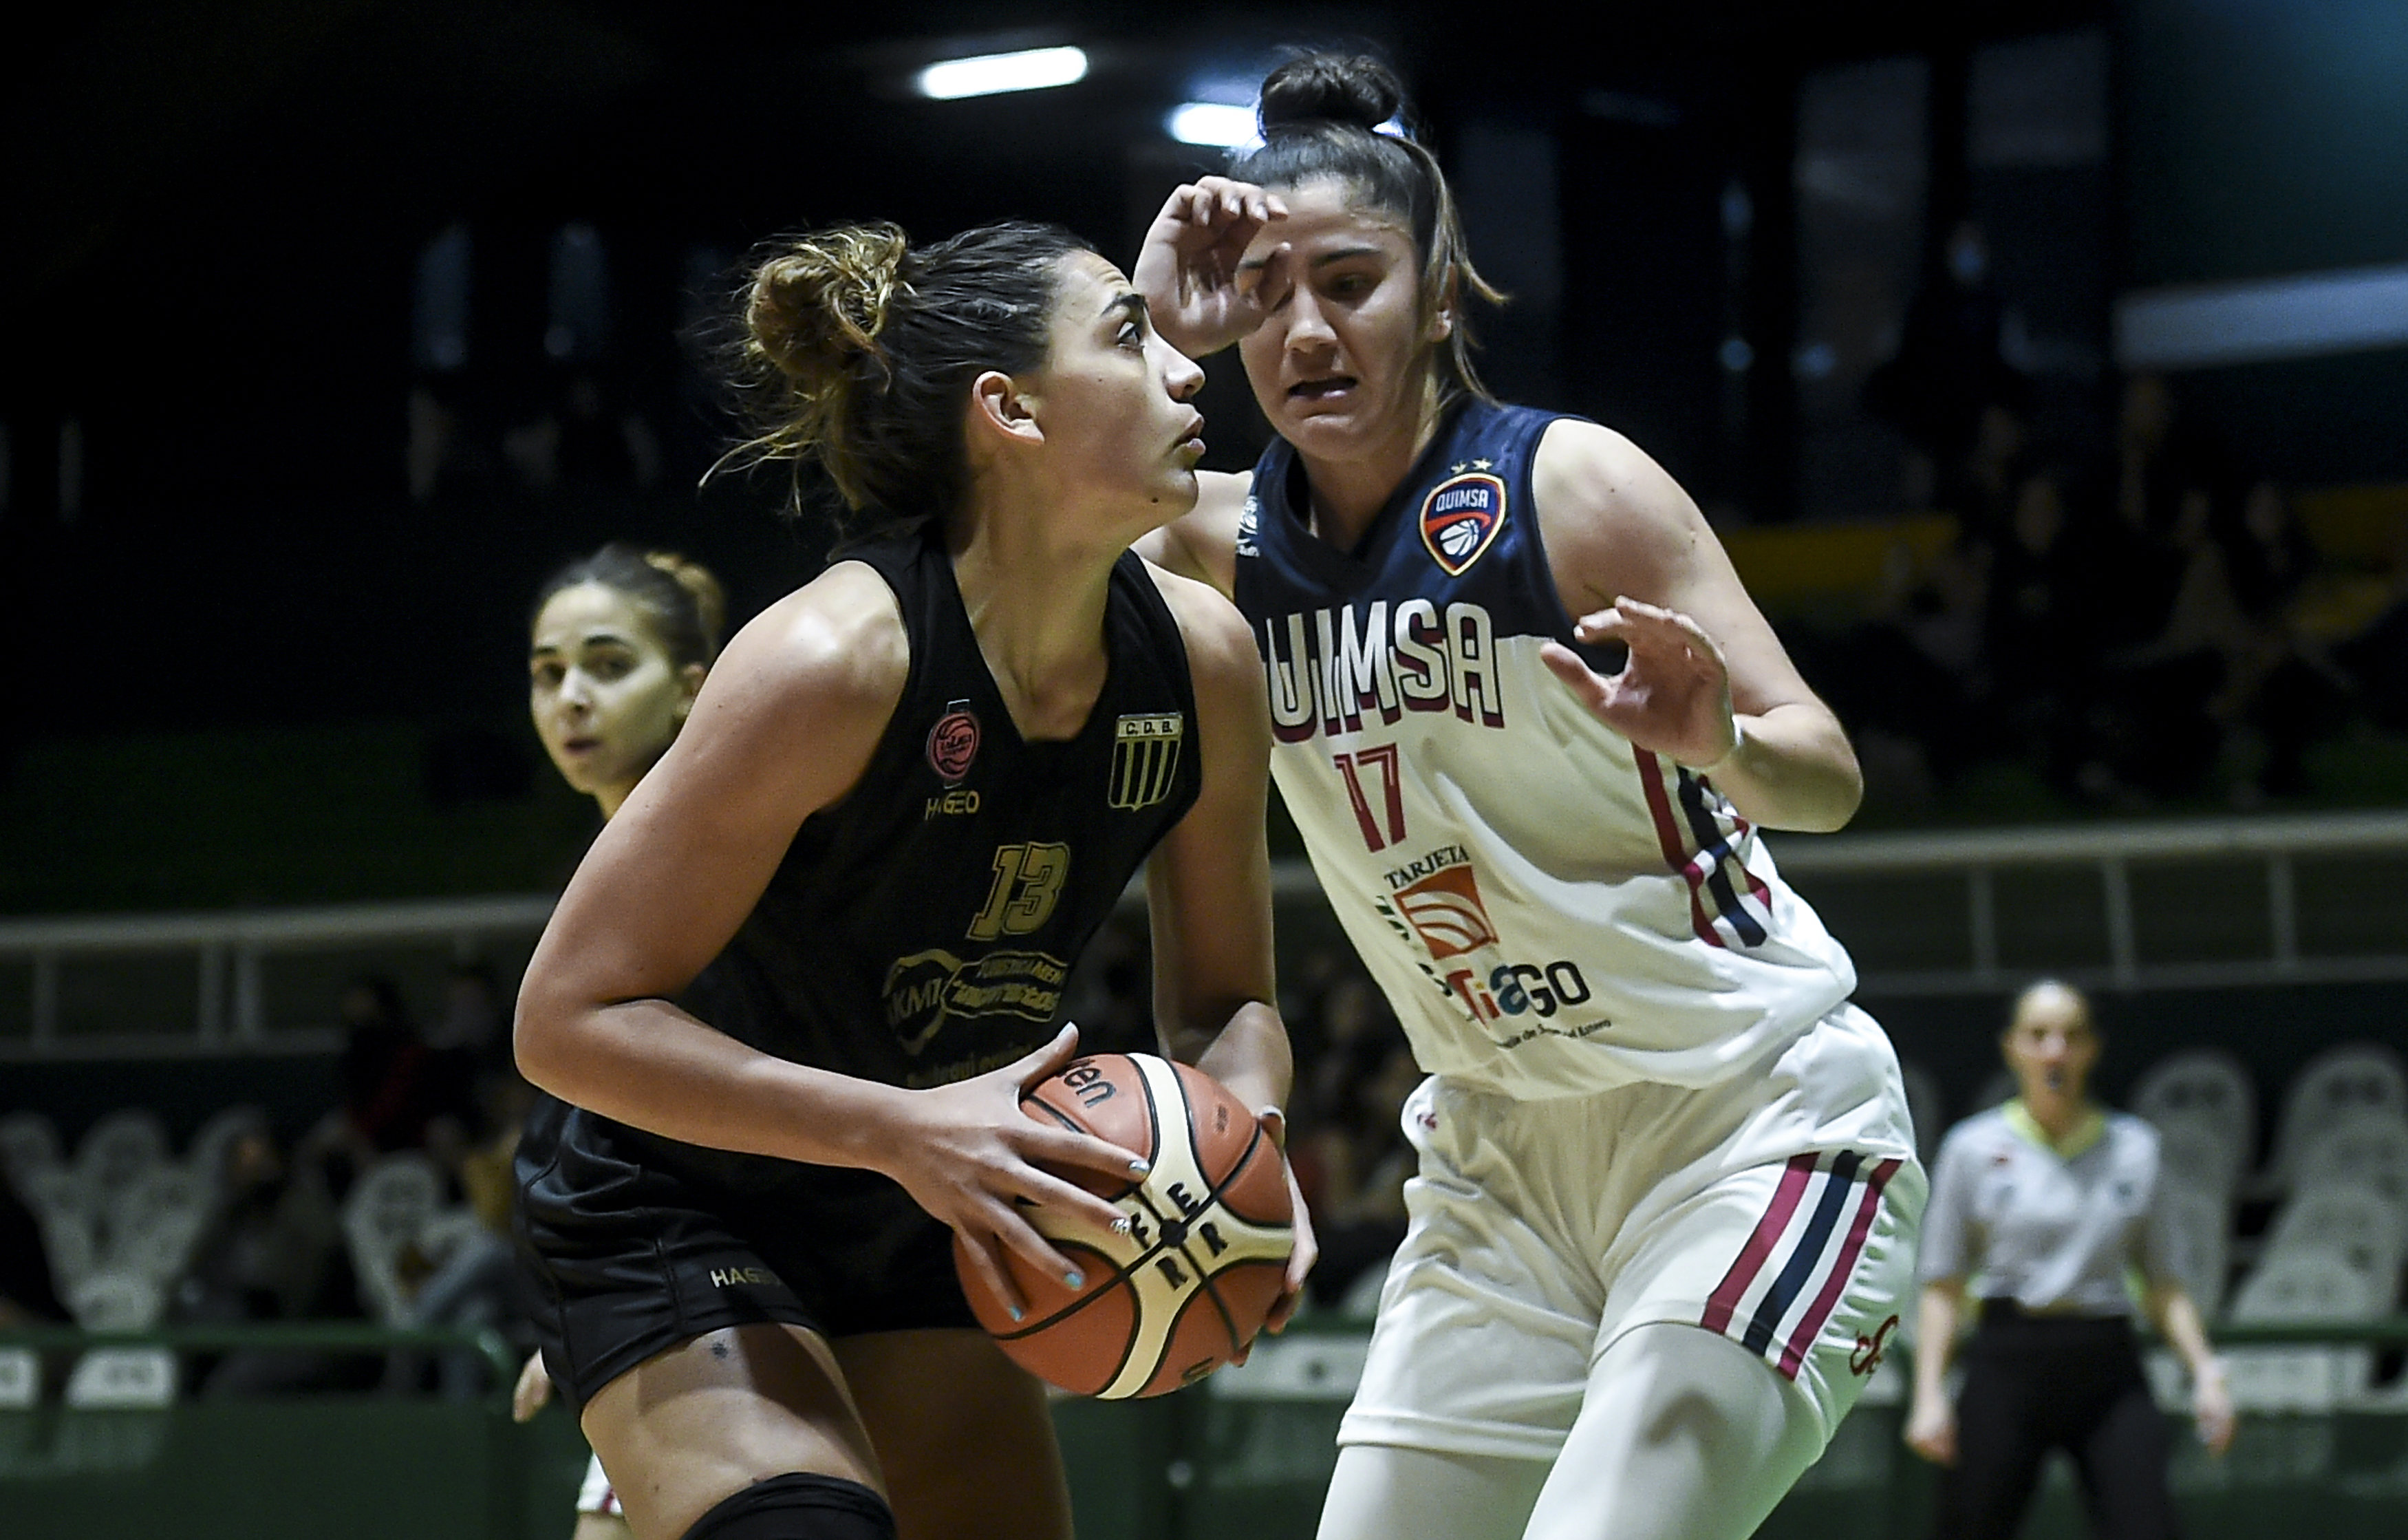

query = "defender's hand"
1540;597;1740;771
1133;176;1288;359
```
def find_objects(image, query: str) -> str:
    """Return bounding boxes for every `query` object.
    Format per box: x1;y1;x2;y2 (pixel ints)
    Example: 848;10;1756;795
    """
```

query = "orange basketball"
953;1052;1294;1399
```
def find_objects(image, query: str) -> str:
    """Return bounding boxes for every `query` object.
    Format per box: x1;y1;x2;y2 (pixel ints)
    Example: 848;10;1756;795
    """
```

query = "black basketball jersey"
526;528;1202;1206
689;528;1203;1091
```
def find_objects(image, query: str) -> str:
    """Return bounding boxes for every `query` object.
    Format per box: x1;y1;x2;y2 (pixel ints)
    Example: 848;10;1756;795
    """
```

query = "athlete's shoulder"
1531;416;1689;522
717;559;910;723
1531;416;1717;612
1142;555;1256;680
2103;1109;2160;1155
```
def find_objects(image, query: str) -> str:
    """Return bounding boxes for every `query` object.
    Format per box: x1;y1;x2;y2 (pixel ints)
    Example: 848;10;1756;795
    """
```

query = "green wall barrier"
4;1323;2405;1539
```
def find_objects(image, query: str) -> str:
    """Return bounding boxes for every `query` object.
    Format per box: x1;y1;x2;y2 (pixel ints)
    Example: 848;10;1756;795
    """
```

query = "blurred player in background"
510;219;1307;1540
1135;51;1923;1540
1908;980;2233;1540
513;540;730;1534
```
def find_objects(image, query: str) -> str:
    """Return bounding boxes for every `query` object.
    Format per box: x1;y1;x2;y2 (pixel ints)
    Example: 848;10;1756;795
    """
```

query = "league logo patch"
1395;862;1501;961
1419;471;1507;576
927;699;980;786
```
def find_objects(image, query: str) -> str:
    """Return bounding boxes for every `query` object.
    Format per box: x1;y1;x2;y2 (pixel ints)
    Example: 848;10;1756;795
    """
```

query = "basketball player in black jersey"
512;222;1309;1540
521;542;729;1534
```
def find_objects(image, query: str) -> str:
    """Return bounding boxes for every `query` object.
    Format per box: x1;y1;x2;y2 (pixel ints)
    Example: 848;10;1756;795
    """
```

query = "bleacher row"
0;1106;486;1407
5;1040;2407;1412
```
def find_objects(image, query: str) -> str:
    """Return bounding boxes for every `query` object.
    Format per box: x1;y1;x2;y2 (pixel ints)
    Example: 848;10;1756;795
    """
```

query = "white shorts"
576;1451;621;1517
1338;1001;1926;1460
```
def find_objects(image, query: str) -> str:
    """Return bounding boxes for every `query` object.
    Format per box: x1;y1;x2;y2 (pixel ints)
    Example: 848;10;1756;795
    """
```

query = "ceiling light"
1168;102;1260;148
916;46;1088;100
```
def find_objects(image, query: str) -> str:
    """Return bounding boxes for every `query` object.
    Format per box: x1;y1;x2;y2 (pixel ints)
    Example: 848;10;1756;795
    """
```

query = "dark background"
6;0;2405;910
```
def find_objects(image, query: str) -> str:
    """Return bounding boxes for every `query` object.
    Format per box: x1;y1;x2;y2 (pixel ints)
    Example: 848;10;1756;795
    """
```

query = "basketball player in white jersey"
1133;54;1924;1540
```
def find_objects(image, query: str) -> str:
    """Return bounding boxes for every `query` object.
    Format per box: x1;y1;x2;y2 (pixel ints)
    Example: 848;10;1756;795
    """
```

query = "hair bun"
642;551;729;658
742;223;910;390
1258;54;1402;136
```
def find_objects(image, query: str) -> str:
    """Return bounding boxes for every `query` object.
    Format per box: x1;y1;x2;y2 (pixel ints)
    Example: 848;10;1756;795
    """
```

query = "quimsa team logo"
927;700;980;786
1395;864;1501;961
1419;471;1507;576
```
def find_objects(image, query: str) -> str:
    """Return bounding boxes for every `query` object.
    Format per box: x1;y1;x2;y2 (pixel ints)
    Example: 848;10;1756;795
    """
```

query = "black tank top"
535;528;1202;1201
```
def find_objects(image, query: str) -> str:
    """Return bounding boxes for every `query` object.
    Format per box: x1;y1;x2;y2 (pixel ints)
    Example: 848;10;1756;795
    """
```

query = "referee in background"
1906;980;2235;1540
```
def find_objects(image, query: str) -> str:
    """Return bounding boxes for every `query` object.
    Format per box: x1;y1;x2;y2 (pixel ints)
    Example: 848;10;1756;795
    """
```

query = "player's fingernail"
1129;1157;1152;1176
1064;1270;1086;1290
1112;1216;1134;1234
1008;1305;1025;1322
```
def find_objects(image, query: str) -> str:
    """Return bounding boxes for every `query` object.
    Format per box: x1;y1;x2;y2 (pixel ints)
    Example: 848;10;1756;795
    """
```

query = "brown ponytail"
718;220;1093;535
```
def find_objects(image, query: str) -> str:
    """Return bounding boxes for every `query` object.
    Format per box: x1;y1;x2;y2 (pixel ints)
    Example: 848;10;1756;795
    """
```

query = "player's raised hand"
1133;176;1288;359
881;1024;1148;1321
1540;597;1740;771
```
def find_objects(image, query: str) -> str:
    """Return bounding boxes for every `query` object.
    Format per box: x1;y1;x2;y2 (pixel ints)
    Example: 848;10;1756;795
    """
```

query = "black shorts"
514;1096;978;1411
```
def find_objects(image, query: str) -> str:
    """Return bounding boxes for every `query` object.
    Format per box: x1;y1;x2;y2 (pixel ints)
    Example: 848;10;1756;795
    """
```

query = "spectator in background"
1906;981;2233;1540
395;1072;540;1399
1864;221;2030;516
1984;465;2107;797
176;1125;363;1394
2216;480;2345;798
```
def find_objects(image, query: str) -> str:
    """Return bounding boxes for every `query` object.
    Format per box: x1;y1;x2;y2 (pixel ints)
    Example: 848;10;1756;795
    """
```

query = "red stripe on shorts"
1776;1157;1903;1378
1700;1153;1819;1335
1633;747;1721;946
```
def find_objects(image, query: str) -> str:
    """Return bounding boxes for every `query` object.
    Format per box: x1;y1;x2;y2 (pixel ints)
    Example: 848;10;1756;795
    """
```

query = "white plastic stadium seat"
2265;1184;2407;1281
63;1347;176;1409
2224;1245;2381;1413
105;1165;215;1285
0;1110;63;1189
0;1347;36;1409
2130;1048;2255;1192
74;1109;169;1204
342;1153;444;1325
65;1268;168;1332
2292;1117;2408;1219
2155;1180;2233;1320
2266;1043;2408;1190
17;1164;100;1295
2153;1117;2245;1202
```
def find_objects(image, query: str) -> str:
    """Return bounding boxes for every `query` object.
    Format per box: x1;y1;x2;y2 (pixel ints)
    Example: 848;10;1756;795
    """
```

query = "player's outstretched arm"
513;564;1136;1318
1142;570;1315;1325
1531;420;1864;832
1132;176;1287;361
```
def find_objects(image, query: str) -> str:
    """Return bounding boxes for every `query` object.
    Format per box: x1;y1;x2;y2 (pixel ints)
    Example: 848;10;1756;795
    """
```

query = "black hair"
530;543;725;670
1230;53;1503;410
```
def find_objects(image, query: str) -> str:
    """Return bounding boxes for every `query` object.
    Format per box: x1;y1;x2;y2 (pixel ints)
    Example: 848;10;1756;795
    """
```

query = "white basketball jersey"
1234;403;1857;1100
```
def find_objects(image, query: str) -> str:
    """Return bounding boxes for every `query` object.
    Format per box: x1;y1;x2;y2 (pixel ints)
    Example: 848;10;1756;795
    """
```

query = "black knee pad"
682;1473;896;1540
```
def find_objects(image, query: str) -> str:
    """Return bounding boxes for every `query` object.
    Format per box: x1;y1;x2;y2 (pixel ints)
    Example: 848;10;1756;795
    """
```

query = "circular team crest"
927;702;980;785
1419;472;1507;576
